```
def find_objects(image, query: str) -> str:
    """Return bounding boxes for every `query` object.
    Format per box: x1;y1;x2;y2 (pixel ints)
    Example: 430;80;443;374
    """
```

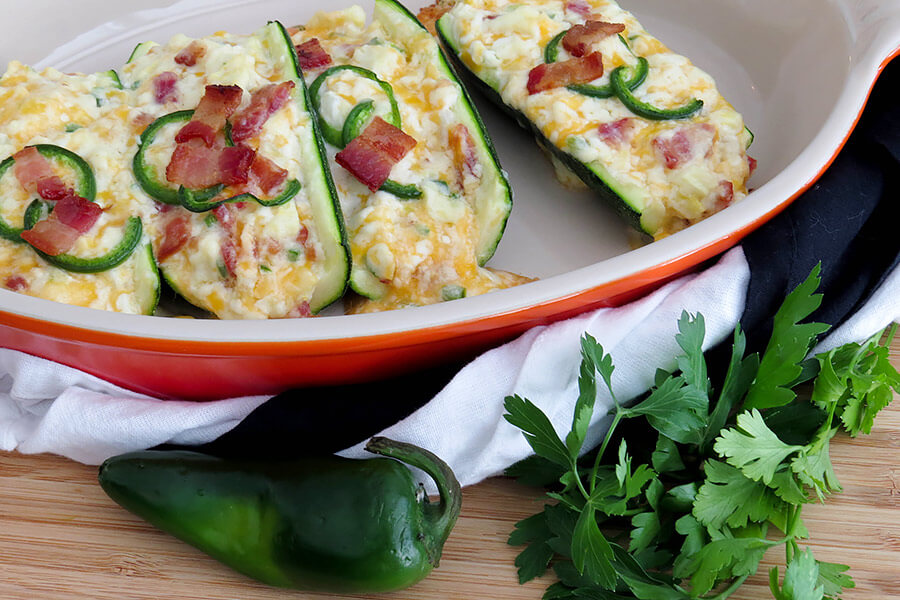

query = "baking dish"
1;0;897;399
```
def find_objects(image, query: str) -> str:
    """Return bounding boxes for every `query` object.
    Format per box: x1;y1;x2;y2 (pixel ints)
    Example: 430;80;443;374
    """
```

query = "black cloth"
177;58;900;458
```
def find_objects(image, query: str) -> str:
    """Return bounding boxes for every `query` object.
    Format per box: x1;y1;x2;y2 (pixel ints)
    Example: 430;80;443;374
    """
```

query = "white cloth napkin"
2;248;898;488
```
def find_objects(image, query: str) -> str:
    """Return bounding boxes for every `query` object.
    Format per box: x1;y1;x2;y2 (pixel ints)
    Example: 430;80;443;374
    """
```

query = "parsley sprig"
504;265;899;599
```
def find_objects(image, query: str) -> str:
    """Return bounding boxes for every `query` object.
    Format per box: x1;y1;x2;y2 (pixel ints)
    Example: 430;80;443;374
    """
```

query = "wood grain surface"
1;342;898;600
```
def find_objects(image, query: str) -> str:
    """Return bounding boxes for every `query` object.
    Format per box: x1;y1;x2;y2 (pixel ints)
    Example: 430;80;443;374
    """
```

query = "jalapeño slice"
133;110;225;205
0;144;96;243
309;65;402;148
24;201;143;274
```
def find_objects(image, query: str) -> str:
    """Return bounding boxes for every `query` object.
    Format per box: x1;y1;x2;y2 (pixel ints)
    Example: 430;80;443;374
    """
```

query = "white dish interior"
0;0;896;342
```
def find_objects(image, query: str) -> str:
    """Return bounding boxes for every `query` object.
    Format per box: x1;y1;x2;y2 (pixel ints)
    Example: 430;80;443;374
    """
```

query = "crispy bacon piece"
20;220;80;256
166;138;225;189
417;0;456;36
18;190;100;255
335;117;416;192
13;147;79;200
562;20;625;57
288;301;312;318
4;276;27;291
53;193;102;234
527;52;604;95
220;238;238;278
714;180;735;211
153;71;179;104
230;82;295;143
156;213;191;262
295;38;332;71
219;145;256;186
13;147;55;194
449;124;480;189
212;204;236;231
175;84;243;147
748;156;758;177
566;0;592;18
174;40;206;67
36;176;72;200
249;154;289;196
597;118;634;147
364;117;418;161
652;124;715;169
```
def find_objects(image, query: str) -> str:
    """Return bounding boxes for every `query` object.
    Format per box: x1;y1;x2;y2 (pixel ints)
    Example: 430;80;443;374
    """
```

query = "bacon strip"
295;38;332;71
166;138;225;189
219;145;256;186
562;20;625;57
13;147;79;201
565;0;592;18
249;154;289;196
652;124;715;170
230;82;294;143
13;147;56;194
19;192;101;256
153;71;179;104
175;84;243;147
20;220;80;255
4;276;27;292
449;124;480;189
174;40;206;67
36;177;72;201
335;117;416;192
527;52;604;95
53;193;102;234
597;118;634;147
363;117;418;161
156;214;191;262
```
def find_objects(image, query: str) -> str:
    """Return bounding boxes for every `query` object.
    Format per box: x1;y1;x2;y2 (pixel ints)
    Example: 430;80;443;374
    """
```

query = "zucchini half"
123;22;350;318
436;2;754;239
376;0;511;266
299;0;512;302
268;20;351;313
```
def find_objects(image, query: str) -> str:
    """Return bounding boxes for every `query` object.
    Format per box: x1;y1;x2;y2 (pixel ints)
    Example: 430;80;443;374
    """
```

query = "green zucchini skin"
435;21;644;232
269;19;351;312
375;0;512;266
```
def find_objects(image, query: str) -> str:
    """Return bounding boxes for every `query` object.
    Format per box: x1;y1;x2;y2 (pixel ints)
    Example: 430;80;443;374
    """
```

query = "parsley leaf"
816;560;854;598
504;394;571;469
620;375;708;445
684;526;776;596
744;264;830;410
704;325;759;448
714;409;804;485
770;547;824;600
508;511;555;583
813;325;900;437
651;434;685;473
571;504;616;589
693;460;788;530
567;335;608;460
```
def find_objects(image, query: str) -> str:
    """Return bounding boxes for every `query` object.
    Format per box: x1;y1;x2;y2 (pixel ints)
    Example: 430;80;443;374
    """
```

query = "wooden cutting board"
1;342;898;600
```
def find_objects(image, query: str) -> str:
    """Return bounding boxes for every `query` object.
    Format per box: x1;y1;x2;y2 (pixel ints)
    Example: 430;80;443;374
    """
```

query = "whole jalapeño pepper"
98;437;461;592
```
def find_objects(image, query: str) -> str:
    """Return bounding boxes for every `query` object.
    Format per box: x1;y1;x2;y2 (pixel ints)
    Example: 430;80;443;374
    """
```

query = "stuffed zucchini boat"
120;22;350;319
0;62;159;314
293;0;526;313
433;0;755;239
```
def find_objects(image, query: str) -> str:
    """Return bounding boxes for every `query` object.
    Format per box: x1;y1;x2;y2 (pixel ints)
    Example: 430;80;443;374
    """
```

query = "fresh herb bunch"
504;265;900;599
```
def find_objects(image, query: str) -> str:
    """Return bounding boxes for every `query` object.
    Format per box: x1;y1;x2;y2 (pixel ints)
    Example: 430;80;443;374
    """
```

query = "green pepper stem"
365;437;462;556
